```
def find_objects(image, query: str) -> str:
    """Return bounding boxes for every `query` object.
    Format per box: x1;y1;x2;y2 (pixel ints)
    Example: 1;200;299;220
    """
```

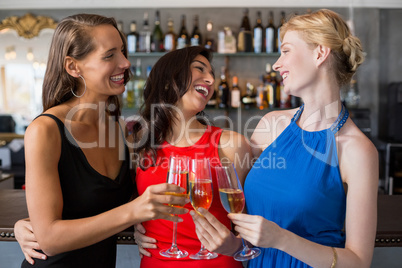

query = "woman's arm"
25;117;189;256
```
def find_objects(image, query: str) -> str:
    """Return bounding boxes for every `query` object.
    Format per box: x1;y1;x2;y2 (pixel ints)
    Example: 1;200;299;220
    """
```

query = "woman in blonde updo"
191;9;378;268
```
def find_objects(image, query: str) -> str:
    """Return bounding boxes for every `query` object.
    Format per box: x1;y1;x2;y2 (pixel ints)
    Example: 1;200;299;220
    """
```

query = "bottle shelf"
127;52;280;57
122;106;289;114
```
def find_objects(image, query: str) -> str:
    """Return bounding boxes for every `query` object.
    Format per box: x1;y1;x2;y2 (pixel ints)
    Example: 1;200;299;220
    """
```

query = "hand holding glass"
160;155;190;258
215;164;261;261
189;158;218;260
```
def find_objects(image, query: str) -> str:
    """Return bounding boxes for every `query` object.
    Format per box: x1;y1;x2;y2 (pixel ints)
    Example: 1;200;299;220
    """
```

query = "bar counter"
0;190;401;247
0;190;134;244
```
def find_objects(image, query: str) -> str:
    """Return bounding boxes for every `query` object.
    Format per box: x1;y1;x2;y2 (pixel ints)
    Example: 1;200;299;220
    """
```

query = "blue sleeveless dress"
244;105;348;268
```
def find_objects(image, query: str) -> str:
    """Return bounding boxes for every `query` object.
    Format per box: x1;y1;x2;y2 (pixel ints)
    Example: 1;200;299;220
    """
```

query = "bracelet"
330;247;337;268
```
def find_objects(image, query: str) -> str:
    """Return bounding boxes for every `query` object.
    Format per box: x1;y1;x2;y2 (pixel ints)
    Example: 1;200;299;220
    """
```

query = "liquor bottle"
345;76;360;108
133;59;145;107
204;20;215;51
146;65;152;77
164;18;176;52
206;88;218;108
138;12;151;53
263;63;277;108
241;82;257;109
177;15;189;49
151;10;164;52
278;76;290;108
117;21;124;34
224;27;237;53
272;71;281;107
277;11;286;53
190;15;202;46
253;11;264;53
127;21;138;54
256;75;268;109
125;65;136;108
231;76;241;108
218;66;229;109
265;11;276;53
237;8;253;52
290;95;302;108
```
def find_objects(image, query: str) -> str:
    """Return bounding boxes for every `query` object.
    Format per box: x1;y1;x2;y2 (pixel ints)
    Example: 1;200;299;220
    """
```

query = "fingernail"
197;208;205;213
178;218;183;222
189;210;195;216
42;256;47;260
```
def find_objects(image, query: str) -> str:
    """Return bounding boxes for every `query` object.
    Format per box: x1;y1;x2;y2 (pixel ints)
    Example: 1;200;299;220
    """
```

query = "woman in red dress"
132;46;252;267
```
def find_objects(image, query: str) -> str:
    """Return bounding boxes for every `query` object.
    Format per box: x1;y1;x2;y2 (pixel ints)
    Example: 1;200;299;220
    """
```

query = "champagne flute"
160;155;190;258
189;158;218;260
215;163;261;261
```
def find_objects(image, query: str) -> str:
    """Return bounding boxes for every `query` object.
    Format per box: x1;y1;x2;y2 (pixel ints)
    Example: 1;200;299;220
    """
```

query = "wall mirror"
0;13;57;130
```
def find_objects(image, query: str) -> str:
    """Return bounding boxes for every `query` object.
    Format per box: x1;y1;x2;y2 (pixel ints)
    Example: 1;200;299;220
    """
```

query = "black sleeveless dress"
21;114;135;268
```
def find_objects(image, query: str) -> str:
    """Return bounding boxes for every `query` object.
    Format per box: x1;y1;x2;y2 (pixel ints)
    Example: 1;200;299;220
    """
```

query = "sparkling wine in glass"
215;163;261;261
160;155;190;258
189;158;218;260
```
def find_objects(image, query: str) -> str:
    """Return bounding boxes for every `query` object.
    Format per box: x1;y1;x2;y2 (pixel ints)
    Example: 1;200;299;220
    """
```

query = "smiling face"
273;30;318;97
176;54;215;113
76;24;130;98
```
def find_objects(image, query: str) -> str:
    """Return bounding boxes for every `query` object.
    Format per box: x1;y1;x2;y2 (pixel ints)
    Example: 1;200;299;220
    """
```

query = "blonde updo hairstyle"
280;9;365;87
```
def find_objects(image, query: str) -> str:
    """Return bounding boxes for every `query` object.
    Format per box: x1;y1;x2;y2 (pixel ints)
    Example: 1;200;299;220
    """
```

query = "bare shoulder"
219;130;253;182
219;130;251;154
25;107;68;149
250;108;297;156
219;130;252;162
26;114;59;140
339;120;377;162
338;119;378;184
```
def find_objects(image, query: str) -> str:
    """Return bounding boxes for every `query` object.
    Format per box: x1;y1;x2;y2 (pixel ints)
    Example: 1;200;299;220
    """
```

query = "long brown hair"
42;13;130;117
132;46;214;169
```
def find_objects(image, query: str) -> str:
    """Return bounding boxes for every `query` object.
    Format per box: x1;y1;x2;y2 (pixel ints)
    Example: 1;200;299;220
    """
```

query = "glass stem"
200;244;208;253
240;238;252;256
171;218;178;249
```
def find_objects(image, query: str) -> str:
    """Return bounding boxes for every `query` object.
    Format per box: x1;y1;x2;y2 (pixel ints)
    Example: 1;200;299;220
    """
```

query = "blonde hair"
280;9;365;86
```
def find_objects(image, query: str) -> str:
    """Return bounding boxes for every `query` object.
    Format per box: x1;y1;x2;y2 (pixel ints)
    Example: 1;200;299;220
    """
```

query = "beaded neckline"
291;104;349;134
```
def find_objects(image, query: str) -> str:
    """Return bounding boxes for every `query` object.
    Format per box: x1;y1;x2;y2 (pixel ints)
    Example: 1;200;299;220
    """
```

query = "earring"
71;74;86;98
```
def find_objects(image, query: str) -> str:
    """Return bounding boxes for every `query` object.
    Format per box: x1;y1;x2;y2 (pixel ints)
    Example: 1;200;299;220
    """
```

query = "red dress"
136;125;242;268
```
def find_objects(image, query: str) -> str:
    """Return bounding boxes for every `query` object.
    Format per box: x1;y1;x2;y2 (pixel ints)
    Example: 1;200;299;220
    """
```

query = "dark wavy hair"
132;46;214;169
42;13;130;118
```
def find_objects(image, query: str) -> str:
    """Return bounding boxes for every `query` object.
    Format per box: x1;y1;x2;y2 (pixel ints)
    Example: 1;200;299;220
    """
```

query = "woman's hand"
190;208;243;256
14;219;47;265
133;223;157;258
131;183;190;223
228;213;283;249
